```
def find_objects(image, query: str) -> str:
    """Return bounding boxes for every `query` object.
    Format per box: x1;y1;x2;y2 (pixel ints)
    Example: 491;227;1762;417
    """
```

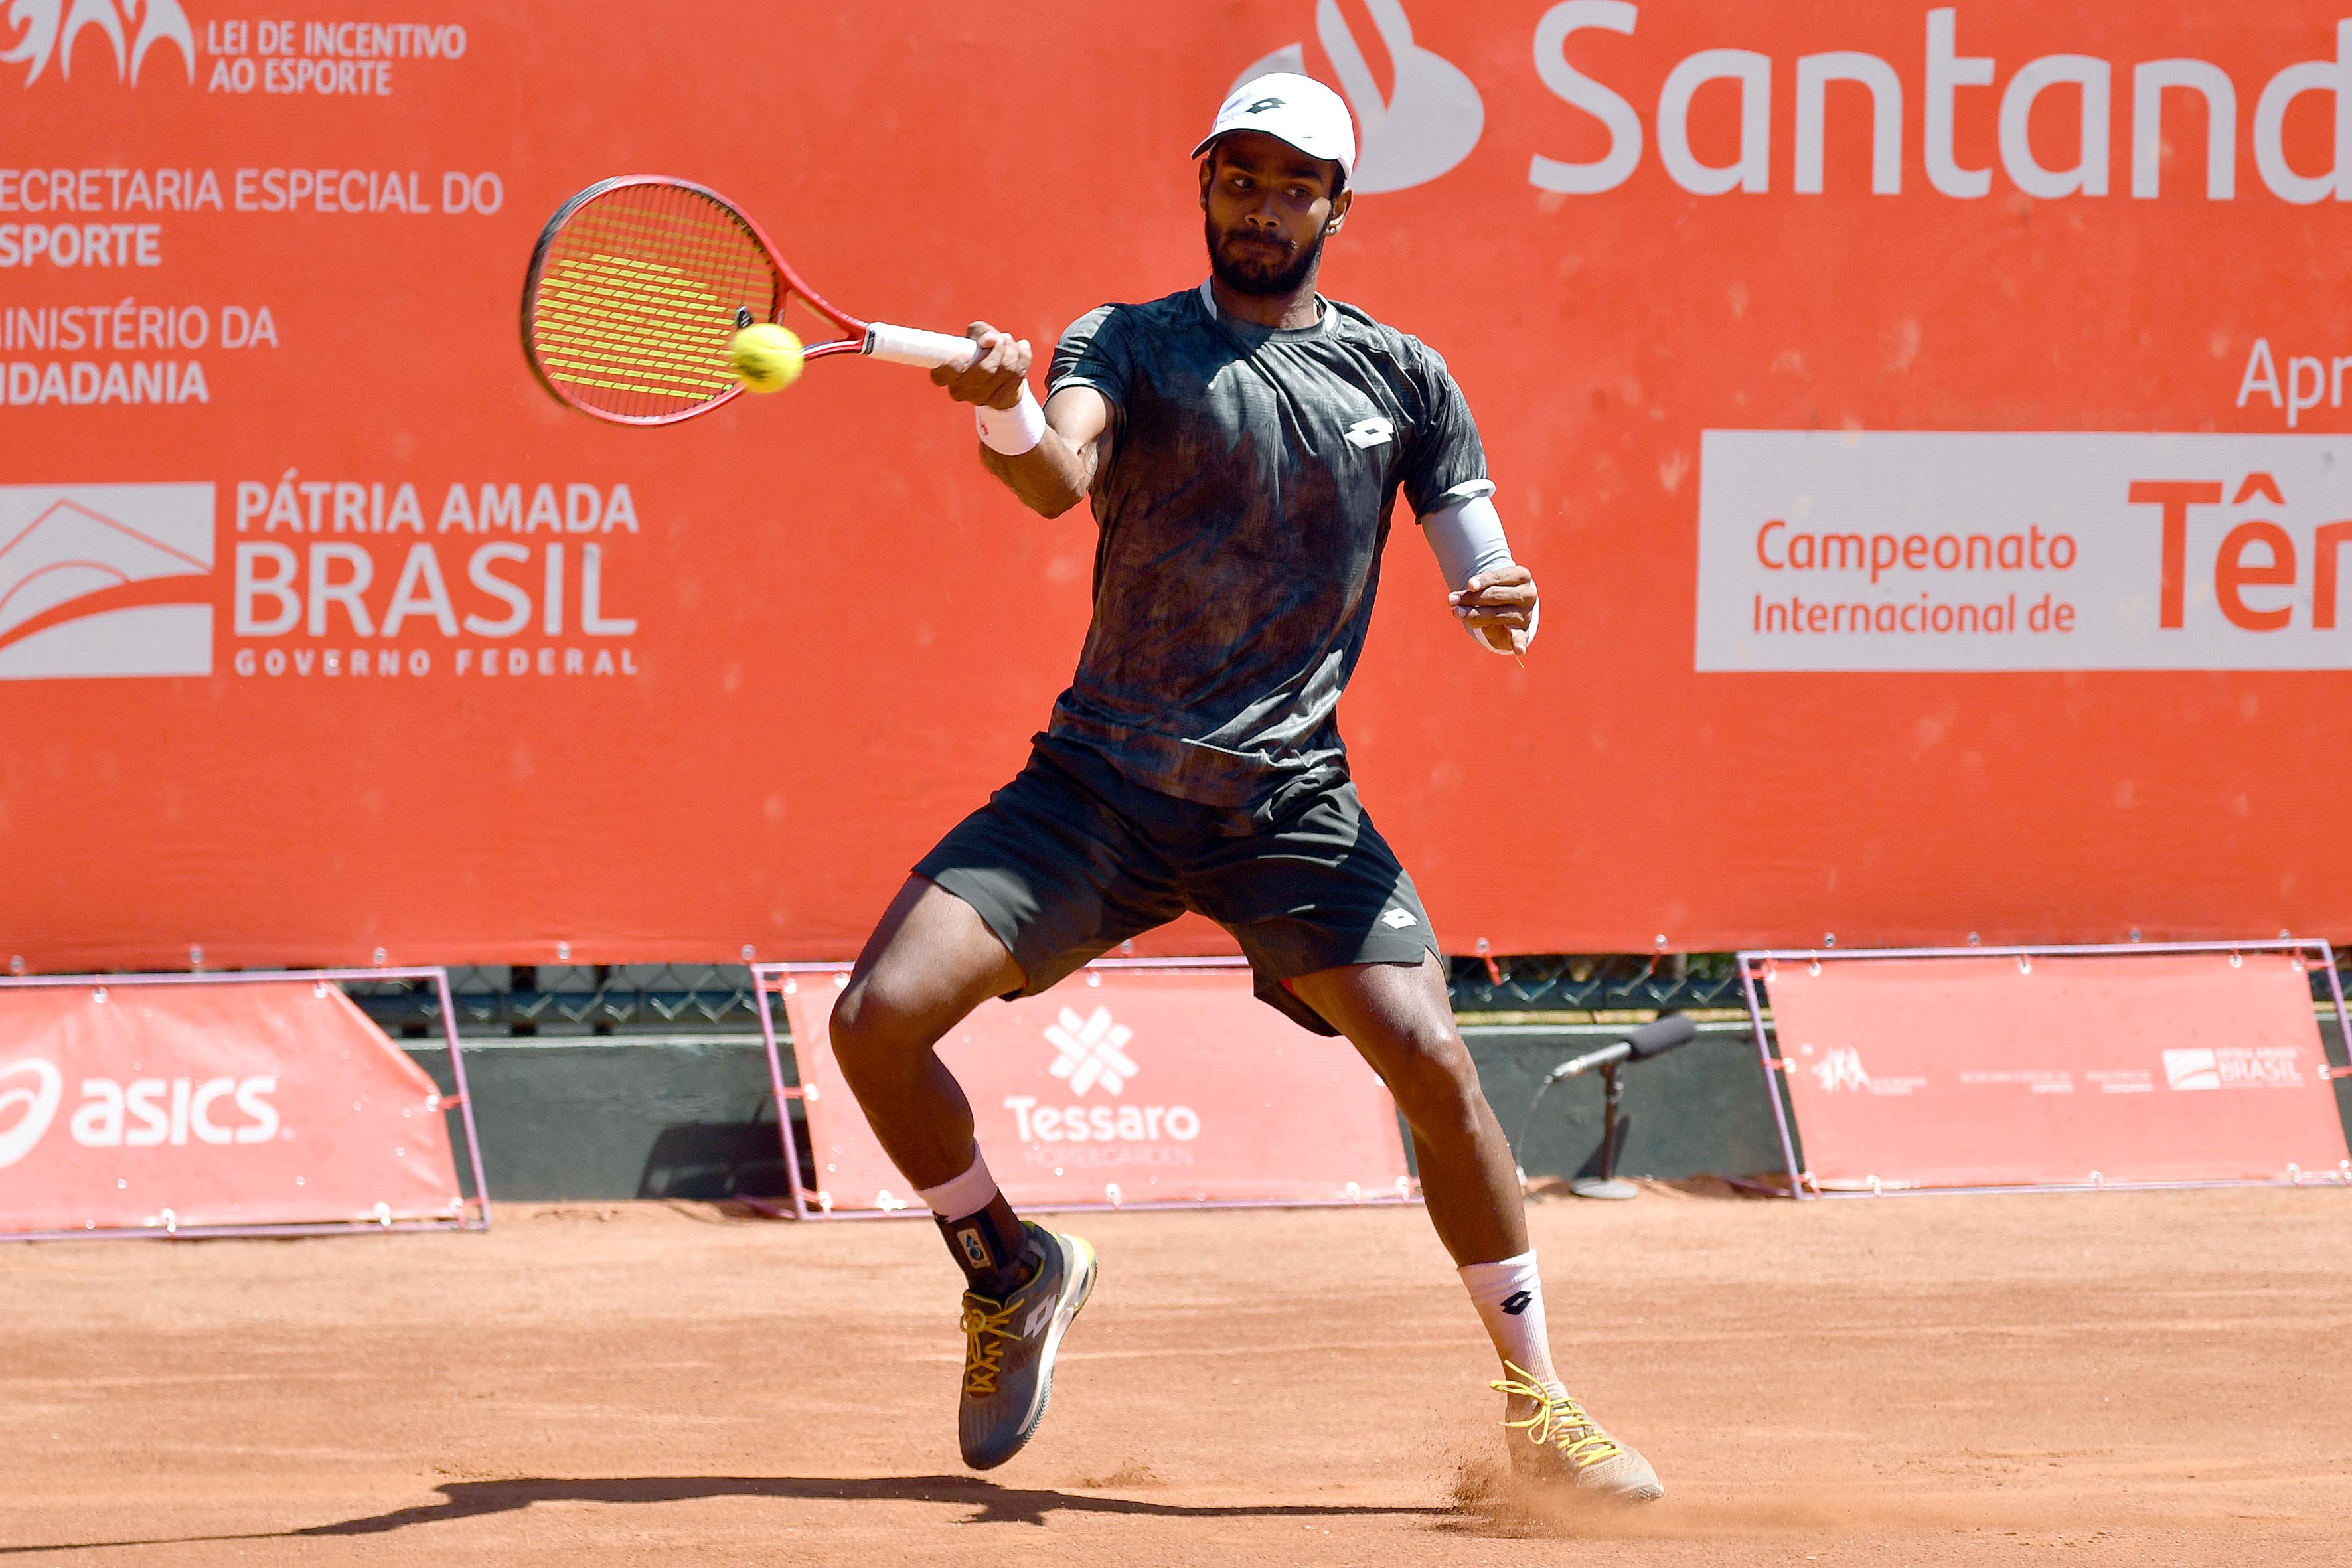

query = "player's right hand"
934;321;1033;410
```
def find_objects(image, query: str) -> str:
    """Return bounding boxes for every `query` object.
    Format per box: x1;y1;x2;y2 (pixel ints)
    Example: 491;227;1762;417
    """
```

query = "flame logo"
1233;0;1485;195
2;0;196;86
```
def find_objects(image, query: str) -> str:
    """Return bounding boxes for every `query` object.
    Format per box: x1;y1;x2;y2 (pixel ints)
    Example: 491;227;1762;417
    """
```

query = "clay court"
5;1186;2346;1566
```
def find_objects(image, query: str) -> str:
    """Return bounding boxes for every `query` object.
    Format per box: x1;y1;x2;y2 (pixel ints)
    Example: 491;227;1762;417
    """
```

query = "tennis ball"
728;323;804;393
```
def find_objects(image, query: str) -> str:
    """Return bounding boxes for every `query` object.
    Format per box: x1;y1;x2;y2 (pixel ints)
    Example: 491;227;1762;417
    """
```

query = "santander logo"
1;0;197;86
0;484;216;679
1235;0;1484;194
0;1059;63;1170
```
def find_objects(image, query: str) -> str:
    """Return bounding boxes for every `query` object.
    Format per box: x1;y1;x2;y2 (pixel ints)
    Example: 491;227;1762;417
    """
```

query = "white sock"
1459;1251;1568;1400
915;1148;999;1222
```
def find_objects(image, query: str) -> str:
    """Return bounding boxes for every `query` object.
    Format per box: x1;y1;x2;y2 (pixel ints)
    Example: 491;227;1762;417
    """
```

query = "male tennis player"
828;73;1660;1502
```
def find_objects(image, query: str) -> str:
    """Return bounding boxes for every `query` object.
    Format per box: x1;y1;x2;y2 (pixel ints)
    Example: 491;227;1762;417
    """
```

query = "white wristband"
975;382;1046;455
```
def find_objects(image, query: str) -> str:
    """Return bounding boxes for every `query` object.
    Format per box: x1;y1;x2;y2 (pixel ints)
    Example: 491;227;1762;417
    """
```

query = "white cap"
1190;72;1356;180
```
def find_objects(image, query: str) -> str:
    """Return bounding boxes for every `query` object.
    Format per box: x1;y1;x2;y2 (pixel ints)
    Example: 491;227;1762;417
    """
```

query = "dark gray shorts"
912;738;1438;1036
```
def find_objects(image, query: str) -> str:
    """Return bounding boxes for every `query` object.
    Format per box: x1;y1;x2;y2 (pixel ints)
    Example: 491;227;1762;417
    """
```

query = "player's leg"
830;745;1180;1470
1191;777;1662;1502
829;873;1102;1470
830;875;1035;1290
1285;953;1522;1262
1290;955;1664;1502
831;877;1022;1196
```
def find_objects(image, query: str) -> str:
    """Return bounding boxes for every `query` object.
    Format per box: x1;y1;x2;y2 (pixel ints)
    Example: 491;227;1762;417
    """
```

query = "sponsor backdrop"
5;1;2351;969
1767;951;2352;1187
0;979;465;1232
781;969;1411;1211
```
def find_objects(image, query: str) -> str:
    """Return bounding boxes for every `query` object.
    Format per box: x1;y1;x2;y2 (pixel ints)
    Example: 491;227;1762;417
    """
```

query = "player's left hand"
1452;565;1537;655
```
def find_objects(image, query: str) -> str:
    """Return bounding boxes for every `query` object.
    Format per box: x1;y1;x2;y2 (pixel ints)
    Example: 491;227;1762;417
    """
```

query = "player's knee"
828;973;933;1077
1380;1026;1486;1139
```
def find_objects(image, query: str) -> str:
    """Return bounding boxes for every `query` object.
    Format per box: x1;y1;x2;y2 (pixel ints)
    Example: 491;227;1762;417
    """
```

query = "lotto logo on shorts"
0;484;216;679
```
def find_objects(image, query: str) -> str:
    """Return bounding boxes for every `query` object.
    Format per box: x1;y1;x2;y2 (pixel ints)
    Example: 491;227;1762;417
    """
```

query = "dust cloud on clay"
1;1187;2345;1565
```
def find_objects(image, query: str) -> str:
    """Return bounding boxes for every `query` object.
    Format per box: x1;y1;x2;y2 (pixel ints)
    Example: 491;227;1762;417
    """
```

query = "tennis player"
828;72;1661;1502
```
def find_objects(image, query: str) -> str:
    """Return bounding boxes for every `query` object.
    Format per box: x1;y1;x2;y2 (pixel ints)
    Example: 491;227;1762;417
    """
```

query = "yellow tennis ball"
728;323;804;393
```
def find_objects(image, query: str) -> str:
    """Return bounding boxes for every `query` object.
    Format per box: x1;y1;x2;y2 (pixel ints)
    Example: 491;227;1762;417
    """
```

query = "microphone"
1544;1013;1699;1082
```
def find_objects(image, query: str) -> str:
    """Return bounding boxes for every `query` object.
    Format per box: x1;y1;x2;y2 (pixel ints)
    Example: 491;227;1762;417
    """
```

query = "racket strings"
528;183;779;421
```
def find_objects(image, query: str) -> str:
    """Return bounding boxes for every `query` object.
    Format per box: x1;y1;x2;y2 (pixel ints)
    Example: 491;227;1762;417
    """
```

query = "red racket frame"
520;175;882;427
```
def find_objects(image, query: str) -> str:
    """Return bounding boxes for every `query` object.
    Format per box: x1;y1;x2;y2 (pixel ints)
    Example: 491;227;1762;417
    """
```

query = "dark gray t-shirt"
1043;282;1491;809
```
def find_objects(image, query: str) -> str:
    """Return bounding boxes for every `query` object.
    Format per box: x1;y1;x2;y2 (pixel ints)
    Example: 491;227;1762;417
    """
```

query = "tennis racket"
520;175;980;426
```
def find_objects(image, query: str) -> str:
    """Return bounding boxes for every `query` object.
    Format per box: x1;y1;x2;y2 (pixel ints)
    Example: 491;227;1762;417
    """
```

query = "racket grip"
863;322;980;372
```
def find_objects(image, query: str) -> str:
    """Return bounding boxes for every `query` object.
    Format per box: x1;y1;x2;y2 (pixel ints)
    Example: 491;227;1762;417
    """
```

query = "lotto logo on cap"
1192;71;1356;177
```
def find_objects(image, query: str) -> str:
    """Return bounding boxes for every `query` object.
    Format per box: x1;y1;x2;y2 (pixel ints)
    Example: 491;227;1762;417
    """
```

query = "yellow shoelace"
959;1300;1018;1397
1491;1361;1624;1468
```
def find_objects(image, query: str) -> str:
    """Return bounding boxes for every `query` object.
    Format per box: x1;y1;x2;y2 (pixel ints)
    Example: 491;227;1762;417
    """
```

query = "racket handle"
863;322;980;372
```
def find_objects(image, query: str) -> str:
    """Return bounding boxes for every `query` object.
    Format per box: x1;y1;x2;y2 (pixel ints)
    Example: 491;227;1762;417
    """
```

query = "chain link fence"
339;946;2352;1037
335;951;1737;1035
1442;951;1750;1015
347;964;767;1037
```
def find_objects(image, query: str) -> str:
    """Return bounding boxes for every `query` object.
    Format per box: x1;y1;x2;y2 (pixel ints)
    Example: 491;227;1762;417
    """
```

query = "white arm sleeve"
1420;493;1538;652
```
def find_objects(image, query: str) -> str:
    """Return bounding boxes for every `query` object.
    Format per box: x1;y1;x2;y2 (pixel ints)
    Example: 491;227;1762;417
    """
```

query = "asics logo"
1045;1005;1138;1097
1344;416;1395;450
1499;1289;1534;1316
0;1058;62;1170
1379;905;1417;928
1230;0;1484;195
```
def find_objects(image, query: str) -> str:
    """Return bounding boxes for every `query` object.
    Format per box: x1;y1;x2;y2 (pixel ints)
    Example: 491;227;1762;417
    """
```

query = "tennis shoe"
957;1221;1096;1470
1493;1362;1664;1502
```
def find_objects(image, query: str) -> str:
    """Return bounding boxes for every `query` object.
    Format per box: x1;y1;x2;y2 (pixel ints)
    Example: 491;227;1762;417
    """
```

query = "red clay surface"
3;1186;2347;1565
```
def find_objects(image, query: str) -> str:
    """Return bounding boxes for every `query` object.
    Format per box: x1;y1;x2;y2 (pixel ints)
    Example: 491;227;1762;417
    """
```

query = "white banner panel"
1695;432;2352;671
0;483;216;680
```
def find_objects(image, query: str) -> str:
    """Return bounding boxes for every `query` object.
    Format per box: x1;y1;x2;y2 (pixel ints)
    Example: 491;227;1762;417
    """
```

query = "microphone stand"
1513;1014;1697;1202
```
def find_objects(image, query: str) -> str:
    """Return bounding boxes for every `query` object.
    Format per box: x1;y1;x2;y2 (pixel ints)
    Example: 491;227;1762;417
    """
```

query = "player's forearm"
980;432;1091;518
1422;493;1539;653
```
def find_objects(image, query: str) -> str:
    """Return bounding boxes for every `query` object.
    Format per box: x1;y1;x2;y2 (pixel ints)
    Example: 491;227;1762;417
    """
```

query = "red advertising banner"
777;968;1412;1212
0;977;468;1233
1764;949;2352;1189
7;3;2352;966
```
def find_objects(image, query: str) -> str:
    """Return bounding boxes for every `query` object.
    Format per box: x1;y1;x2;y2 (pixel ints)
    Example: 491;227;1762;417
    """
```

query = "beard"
1205;216;1324;299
